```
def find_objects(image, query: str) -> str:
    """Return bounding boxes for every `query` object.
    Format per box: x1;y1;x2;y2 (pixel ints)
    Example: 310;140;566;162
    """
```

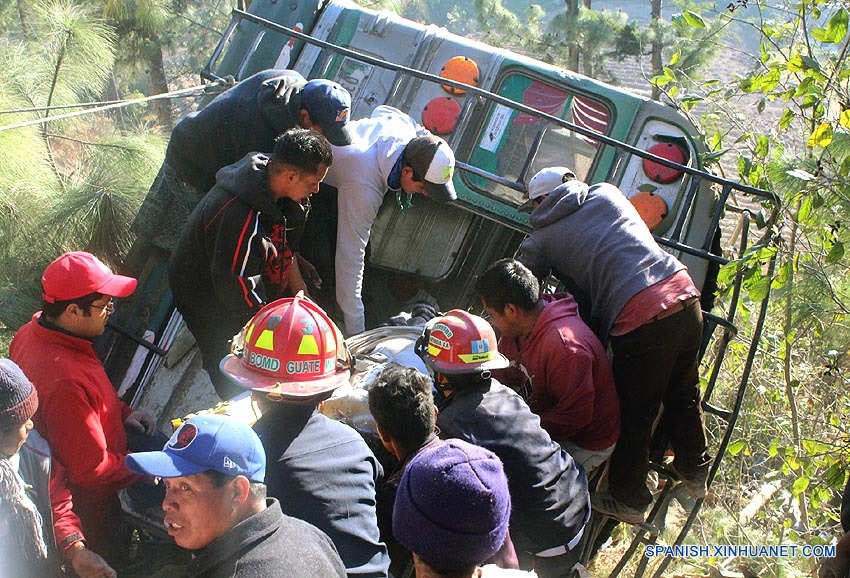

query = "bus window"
464;74;610;206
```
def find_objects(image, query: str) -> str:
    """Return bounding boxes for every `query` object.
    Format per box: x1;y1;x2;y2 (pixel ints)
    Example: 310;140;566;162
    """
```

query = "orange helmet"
415;309;509;375
220;296;351;400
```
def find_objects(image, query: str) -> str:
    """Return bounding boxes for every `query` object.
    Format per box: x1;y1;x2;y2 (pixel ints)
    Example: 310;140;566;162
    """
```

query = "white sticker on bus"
480;104;512;153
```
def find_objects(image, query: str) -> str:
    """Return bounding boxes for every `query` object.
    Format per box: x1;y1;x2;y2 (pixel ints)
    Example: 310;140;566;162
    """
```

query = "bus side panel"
215;0;321;80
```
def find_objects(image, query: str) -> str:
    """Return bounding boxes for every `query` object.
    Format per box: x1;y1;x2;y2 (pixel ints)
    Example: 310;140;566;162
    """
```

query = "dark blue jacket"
254;405;390;578
436;379;590;555
168;70;306;193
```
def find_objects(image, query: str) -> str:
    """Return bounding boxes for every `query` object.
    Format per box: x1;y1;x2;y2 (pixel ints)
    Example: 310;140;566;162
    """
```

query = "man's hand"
67;541;117;578
124;410;156;435
296;253;322;290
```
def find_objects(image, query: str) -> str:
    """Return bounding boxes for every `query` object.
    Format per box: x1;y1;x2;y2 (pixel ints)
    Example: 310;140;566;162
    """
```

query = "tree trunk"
146;37;172;130
106;71;127;132
650;0;663;100
567;0;580;71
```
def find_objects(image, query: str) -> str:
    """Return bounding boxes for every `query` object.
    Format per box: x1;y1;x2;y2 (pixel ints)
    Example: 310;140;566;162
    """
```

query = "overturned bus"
105;0;779;575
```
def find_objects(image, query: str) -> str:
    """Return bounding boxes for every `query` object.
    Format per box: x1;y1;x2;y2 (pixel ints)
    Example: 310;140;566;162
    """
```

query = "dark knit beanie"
393;439;511;570
0;359;38;428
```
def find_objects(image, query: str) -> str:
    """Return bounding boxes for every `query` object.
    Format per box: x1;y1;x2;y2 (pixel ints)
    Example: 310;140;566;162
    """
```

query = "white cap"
527;166;577;201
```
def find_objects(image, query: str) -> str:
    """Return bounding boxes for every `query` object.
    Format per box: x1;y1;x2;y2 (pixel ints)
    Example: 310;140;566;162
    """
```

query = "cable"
0;79;232;133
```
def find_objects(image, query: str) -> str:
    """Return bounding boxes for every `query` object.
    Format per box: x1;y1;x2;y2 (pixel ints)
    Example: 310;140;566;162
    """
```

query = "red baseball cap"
42;251;137;303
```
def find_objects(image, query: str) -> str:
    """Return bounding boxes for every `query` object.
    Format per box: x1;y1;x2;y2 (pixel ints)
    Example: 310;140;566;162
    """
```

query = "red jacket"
10;314;139;504
495;294;620;451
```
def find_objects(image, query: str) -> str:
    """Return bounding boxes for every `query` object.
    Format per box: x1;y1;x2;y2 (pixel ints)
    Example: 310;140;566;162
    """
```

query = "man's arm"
208;205;267;317
49;459;117;578
41;384;141;494
335;182;385;335
517;235;552;281
535;346;595;441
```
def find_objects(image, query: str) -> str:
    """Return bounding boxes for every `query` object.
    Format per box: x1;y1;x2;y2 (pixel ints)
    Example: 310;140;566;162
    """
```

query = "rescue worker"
220;296;391;578
169;129;333;400
0;358;115;578
133;69;353;252
323;105;457;336
417;309;590;578
474;258;620;476
517;166;711;524
125;414;347;578
367;364;519;575
9;251;161;567
393;439;537;578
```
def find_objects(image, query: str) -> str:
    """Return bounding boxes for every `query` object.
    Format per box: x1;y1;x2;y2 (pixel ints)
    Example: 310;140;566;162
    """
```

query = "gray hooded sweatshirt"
519;180;683;334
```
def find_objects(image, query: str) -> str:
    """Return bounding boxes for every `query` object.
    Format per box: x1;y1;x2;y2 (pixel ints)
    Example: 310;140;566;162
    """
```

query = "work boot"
590;490;648;524
667;460;709;499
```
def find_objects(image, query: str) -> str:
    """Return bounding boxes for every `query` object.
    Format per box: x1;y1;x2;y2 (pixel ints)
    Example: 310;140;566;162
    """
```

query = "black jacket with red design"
168;152;306;354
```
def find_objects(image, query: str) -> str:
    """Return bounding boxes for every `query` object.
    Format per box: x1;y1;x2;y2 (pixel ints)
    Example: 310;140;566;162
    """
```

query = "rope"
0;78;233;133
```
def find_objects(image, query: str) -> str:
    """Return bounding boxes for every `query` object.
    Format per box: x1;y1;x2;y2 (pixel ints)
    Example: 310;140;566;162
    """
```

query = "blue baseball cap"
301;79;353;146
125;414;266;483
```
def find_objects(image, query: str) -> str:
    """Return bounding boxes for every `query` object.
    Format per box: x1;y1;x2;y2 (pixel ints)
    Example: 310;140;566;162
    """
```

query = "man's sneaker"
590;491;648;524
666;462;709;499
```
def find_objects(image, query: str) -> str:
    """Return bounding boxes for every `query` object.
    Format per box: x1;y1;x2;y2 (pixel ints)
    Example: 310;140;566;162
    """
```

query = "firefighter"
416;309;589;578
219;296;390;578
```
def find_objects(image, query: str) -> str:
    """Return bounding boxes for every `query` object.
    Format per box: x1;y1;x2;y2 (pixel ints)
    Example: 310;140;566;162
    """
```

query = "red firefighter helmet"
220;296;351;400
416;309;509;375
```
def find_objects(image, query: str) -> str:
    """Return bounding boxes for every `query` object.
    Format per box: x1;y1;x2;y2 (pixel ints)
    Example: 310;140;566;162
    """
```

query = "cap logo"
169;423;197;450
432;323;454;339
223;456;237;470
286;359;322;374
249;351;281;371
441;166;454;180
335;108;349;123
470;339;491;354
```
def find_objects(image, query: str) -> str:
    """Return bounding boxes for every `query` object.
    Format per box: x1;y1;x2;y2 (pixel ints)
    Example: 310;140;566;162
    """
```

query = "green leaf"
780;109;795;129
651;74;671;87
811;8;848;43
771;262;790;289
761;67;781;92
792;476;810;495
808;122;834;147
637;183;658;193
755;135;769;157
746;275;771;302
727;439;747;456
716;261;741;286
798;194;814;224
802;439;831;456
669;51;680;66
840;110;850;128
683;10;706;28
827;240;845;263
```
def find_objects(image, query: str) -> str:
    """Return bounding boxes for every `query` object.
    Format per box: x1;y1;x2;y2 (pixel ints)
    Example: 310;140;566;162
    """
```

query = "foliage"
654;0;850;572
0;0;166;330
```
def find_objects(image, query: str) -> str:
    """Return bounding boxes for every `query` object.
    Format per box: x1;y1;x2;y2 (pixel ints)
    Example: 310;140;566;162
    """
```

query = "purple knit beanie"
0;358;38;428
393;439;511;570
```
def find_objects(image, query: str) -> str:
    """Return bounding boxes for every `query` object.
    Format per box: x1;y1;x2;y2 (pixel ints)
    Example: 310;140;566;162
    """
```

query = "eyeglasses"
89;301;115;314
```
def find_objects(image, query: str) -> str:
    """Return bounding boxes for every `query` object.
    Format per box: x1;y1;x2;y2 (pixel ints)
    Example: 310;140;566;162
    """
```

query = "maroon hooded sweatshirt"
496;293;620;451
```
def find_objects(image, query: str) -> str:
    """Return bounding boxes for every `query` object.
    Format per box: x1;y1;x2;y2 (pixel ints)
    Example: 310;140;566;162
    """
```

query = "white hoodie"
323;105;425;335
